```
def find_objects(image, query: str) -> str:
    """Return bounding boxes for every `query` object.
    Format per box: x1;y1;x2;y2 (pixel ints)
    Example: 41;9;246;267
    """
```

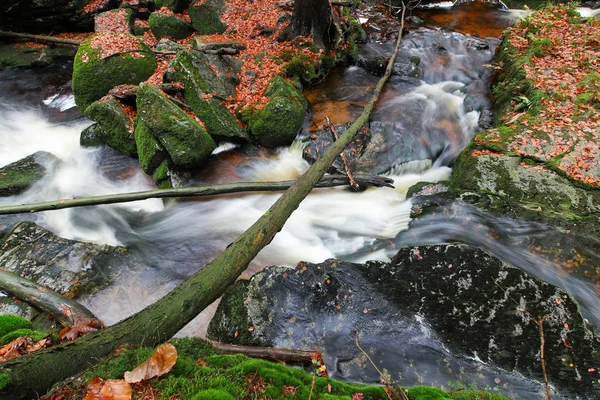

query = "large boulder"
0;0;94;33
149;12;195;40
0;152;58;197
94;8;135;33
83;96;137;156
209;245;600;398
133;117;168;175
136;83;216;168
166;50;248;141
0;44;76;71
188;0;226;35
72;32;157;112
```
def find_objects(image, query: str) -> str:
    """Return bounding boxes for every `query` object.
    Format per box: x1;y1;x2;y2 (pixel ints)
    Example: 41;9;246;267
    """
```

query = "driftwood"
0;269;96;326
0;10;406;398
325;116;359;191
210;342;318;363
0;30;81;46
0;175;393;216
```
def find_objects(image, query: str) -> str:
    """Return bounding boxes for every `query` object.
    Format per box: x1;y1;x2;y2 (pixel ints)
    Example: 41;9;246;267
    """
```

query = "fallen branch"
325;115;359;191
0;31;81;46
109;83;183;99
0;175;393;216
0;269;96;326
210;342;319;363
0;10;406;398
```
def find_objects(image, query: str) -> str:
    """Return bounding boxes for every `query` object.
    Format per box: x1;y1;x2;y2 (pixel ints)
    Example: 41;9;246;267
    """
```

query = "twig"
325;115;359;191
308;372;316;400
210;342;319;363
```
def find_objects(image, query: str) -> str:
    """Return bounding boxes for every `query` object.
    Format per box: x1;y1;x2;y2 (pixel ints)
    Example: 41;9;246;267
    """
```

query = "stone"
209;245;600;398
149;12;195;40
155;0;191;13
188;0;226;35
0;152;58;197
83;96;138;156
136;83;216;168
134;117;167;174
94;8;134;33
0;44;77;71
72;32;157;112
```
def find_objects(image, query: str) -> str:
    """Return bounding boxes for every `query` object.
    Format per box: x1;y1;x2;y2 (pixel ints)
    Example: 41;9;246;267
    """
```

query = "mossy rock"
0;151;58;197
264;75;307;108
152;159;173;188
0;315;33;337
167;50;248;141
149;12;195;40
83;96;137;156
136;83;216;168
72;32;157;112
188;0;226;35
1;329;46;345
80;123;105;147
0;44;76;70
247;96;306;148
134;117;167;174
94;8;134;33
155;0;191;13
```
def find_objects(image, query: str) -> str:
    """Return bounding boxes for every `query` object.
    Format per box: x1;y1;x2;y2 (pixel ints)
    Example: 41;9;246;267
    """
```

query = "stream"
0;2;599;399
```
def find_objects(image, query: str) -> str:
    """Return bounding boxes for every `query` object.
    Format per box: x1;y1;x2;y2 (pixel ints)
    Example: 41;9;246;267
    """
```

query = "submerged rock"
0;44;76;71
209;245;600;398
0;152;58;197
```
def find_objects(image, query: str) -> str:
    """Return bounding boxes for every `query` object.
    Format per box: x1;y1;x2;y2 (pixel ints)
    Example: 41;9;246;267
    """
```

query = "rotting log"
0;15;405;398
0;270;96;327
0;175;393;216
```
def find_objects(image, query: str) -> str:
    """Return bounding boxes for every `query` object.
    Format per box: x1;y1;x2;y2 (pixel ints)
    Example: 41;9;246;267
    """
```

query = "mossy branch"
0;30;81;46
0;175;393;216
0;12;405;399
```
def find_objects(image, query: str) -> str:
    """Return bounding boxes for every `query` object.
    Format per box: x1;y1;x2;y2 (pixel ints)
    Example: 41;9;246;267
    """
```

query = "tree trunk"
0;15;405;398
279;0;337;47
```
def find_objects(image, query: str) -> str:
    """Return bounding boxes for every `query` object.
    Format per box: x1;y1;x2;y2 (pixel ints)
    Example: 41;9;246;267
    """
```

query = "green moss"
152;159;172;188
134;117;167;174
84;97;137;157
149;12;194;40
0;44;75;70
407;386;451;399
191;389;236;400
72;32;157;112
155;0;190;13
0;372;10;391
264;76;307;107
1;329;46;345
0;315;33;337
450;390;510;400
84;347;155;381
248;96;305;148
188;0;226;35
0;152;50;197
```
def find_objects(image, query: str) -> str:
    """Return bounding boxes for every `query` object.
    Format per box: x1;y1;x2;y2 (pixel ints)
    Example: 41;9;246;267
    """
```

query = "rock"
134;117;168;174
166;50;248;141
209;246;600;398
0;152;58;197
0;221;127;299
136;83;216;168
72;32;157;112
155;0;191;13
80;123;105;147
152;159;173;188
149;12;195;40
0;44;77;71
0;0;93;33
188;0;226;35
83;96;138;156
94;8;135;33
245;77;307;148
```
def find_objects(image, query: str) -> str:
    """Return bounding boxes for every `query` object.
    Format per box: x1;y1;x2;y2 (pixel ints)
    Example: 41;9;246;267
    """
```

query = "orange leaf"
59;319;102;341
124;343;177;383
84;378;131;400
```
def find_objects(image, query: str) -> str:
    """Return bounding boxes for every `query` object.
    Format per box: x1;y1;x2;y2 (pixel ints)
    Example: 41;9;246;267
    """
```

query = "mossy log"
0;175;394;216
0;270;96;327
0;17;405;399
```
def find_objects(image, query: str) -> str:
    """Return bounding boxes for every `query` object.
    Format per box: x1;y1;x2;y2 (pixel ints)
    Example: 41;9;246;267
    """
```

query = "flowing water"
0;2;598;398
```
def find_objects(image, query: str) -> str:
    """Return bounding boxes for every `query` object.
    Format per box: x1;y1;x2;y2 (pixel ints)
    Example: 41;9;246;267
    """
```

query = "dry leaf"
59;319;102;341
124;343;177;383
84;378;131;400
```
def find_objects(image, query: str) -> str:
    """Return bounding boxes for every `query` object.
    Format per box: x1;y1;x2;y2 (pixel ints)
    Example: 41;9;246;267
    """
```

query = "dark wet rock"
209;245;600;398
0;152;58;197
188;0;226;35
0;0;94;34
83;96;137;156
0;221;127;298
149;12;195;40
166;50;248;142
72;32;157;112
406;181;449;198
0;44;77;71
136;83;216;168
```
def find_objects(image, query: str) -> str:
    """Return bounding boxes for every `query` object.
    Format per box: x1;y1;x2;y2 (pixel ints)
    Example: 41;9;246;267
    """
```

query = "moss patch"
188;0;226;35
1;329;46;345
0;315;33;337
134;117;167;174
84;97;137;156
149;12;195;40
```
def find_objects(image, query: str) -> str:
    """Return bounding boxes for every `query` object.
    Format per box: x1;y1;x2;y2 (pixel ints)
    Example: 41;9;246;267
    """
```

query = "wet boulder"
0;44;77;71
149;12;195;40
188;0;226;35
209;245;600;398
0;152;58;197
166;50;249;141
72;32;157;112
136;83;216;168
245;76;307;148
94;8;135;33
83;96;137;156
134;117;168;175
0;0;94;34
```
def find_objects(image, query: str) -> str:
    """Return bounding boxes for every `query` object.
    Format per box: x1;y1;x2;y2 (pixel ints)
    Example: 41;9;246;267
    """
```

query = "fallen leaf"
59;319;102;341
84;378;132;400
124;343;177;383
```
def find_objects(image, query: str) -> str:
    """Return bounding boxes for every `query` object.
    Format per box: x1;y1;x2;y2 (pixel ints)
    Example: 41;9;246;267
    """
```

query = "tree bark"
0;270;96;327
278;0;337;47
210;342;319;363
0;175;393;216
0;15;405;398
